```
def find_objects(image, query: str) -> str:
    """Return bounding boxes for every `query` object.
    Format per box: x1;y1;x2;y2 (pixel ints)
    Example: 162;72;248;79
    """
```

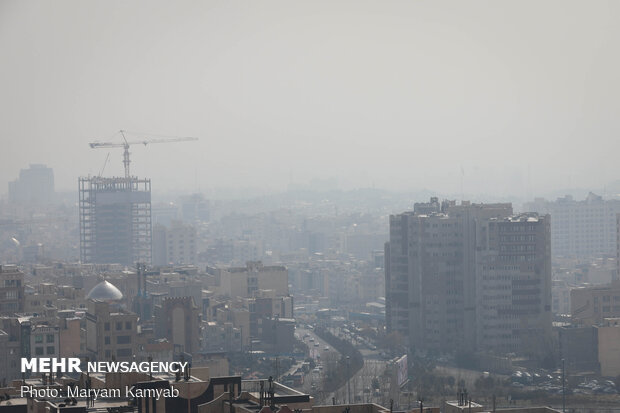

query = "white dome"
86;280;123;301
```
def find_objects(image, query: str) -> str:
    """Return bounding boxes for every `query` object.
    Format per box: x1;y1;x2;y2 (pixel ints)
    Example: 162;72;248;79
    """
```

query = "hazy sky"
1;1;619;197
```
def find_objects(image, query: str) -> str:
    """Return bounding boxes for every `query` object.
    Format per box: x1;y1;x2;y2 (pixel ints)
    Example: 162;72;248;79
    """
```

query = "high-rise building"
475;214;552;358
385;200;512;354
8;164;54;204
152;220;197;266
79;177;152;265
386;199;552;359
525;193;620;258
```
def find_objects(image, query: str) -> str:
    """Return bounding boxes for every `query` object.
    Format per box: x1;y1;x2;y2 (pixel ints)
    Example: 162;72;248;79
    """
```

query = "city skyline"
2;2;620;410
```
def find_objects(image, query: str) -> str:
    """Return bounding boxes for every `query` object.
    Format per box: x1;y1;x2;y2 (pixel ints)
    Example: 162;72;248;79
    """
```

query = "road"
296;327;340;399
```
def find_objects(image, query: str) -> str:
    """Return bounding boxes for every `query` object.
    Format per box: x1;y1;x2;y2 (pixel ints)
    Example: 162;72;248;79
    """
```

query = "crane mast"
89;130;198;179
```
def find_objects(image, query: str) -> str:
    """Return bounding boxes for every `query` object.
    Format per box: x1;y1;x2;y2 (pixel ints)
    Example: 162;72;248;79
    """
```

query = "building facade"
79;176;152;265
571;280;620;326
154;296;200;355
386;199;552;359
8;164;54;204
153;220;197;266
525;193;620;258
0;265;24;316
476;214;553;358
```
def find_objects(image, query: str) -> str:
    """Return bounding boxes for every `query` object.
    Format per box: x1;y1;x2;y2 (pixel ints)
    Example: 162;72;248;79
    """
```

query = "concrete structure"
212;261;289;298
476;214;553;358
385;199;513;355
557;324;599;372
596;317;620;377
571;279;620;326
444;399;484;413
552;279;572;315
386;199;553;359
8;164;54;204
155;296;200;355
79;176;152;265
213;305;251;350
0;265;24;316
525;193;620;258
0;316;30;383
259;317;296;353
85;297;138;362
203;321;242;352
153;220;197;266
59;315;84;358
29;324;59;359
445;401;560;413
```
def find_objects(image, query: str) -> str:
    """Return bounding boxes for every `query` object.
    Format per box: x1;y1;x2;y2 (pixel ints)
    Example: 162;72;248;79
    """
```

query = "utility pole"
346;356;351;404
562;358;566;413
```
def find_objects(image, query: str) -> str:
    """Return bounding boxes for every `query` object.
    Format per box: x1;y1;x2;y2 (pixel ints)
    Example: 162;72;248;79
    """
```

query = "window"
105;336;110;345
125;321;132;330
116;348;132;357
34;335;43;344
47;346;55;355
116;322;122;331
35;347;44;355
104;322;110;331
46;334;54;343
117;336;131;345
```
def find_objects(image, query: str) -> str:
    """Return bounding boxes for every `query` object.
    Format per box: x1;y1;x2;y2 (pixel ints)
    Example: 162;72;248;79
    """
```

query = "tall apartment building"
0;265;25;316
79;177;152;265
525;193;620;258
152;220;197;266
8;164;54;204
386;199;552;359
475;214;552;358
385;199;512;354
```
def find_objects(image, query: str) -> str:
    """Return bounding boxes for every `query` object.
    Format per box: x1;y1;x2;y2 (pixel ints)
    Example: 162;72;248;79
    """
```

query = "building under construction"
79;176;152;266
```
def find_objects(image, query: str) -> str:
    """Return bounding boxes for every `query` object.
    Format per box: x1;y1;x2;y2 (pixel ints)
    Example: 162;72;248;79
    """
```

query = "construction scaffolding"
79;176;152;266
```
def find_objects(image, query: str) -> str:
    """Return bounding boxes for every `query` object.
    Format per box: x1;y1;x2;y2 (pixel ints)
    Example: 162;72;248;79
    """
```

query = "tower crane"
89;130;198;179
